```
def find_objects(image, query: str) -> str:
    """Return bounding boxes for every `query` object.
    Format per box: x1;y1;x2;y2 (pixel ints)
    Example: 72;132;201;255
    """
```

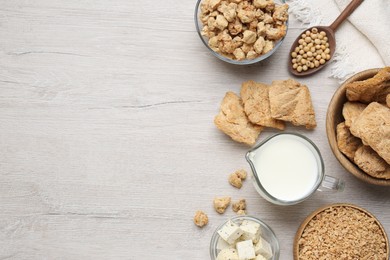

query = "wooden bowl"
326;68;390;186
293;203;389;259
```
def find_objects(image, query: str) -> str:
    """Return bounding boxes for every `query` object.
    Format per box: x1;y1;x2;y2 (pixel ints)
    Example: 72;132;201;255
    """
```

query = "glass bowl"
210;215;280;259
194;0;288;65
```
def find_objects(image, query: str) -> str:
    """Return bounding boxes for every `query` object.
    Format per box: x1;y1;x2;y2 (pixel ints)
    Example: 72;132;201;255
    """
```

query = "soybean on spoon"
288;0;364;77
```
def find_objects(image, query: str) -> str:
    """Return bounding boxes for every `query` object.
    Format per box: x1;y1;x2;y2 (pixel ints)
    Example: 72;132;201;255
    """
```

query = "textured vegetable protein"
193;210;209;227
199;0;289;61
297;205;388;259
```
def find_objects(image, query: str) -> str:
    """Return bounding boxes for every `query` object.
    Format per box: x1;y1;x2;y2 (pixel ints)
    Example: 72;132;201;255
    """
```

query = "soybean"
291;28;330;73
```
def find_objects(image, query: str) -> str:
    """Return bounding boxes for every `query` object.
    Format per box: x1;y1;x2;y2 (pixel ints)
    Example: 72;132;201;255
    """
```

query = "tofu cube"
216;237;235;251
239;220;261;243
217;220;244;244
254;237;273;259
254;255;267;260
216;248;239;260
236;240;256;260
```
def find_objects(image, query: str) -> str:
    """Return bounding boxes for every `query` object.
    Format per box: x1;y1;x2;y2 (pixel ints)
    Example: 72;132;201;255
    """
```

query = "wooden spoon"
288;0;363;77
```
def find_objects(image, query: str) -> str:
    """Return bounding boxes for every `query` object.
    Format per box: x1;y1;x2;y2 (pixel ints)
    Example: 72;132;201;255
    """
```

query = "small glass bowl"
210;215;280;260
194;0;288;65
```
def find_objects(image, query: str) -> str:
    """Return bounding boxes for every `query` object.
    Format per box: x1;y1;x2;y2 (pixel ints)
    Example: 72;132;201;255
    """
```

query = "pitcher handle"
318;175;345;192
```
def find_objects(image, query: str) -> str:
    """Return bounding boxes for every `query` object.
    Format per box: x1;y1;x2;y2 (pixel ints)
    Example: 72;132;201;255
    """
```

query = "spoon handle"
329;0;364;31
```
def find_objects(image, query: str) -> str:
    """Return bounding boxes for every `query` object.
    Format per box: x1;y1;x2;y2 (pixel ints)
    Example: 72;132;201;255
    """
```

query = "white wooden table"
0;1;389;259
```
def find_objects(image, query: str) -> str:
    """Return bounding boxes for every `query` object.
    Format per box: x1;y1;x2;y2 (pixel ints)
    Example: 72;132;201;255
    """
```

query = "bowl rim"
293;203;389;260
194;0;287;65
325;68;390;186
209;215;280;260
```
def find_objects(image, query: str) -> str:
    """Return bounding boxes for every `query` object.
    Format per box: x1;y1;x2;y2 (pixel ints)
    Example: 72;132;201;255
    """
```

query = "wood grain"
0;1;389;259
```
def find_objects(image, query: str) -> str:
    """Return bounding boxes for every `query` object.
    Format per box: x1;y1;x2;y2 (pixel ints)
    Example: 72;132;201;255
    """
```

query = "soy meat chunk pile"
214;79;317;146
199;0;288;61
336;67;390;179
298;206;388;259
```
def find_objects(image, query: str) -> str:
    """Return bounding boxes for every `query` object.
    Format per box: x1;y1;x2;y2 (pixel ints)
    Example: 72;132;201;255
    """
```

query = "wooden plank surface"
0;1;389;259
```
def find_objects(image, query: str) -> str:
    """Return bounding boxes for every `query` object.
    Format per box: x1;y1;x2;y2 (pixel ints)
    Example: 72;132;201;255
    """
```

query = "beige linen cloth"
288;0;390;81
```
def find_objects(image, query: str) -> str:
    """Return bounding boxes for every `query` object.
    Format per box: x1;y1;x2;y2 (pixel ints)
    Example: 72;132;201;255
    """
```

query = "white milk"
251;134;320;202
